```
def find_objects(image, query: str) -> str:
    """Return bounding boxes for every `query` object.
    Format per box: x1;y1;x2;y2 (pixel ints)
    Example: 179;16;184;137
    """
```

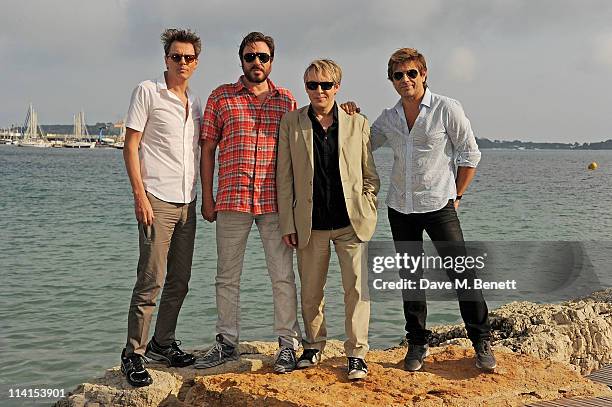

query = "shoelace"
277;348;295;363
129;354;148;372
348;358;364;371
407;345;426;359
476;341;492;355
301;349;318;361
170;340;186;356
204;341;226;358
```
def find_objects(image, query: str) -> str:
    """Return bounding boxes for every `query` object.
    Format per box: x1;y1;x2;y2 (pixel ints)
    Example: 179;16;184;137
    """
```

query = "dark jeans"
388;202;491;345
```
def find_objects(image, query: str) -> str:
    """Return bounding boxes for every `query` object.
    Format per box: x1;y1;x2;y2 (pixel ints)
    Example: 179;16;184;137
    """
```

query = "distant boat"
112;120;126;149
64;111;95;149
17;103;52;148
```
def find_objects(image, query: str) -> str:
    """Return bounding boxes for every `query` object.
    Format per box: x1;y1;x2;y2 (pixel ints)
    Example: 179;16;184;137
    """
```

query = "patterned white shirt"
371;88;481;214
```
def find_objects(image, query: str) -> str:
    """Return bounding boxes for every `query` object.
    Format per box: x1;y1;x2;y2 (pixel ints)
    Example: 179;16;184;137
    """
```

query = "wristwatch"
456;195;463;200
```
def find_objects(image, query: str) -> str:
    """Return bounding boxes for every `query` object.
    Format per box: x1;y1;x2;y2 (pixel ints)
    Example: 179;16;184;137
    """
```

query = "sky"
1;0;611;143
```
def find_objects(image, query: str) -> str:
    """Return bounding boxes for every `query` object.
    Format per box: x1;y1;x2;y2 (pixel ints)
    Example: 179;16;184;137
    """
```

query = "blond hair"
303;59;342;84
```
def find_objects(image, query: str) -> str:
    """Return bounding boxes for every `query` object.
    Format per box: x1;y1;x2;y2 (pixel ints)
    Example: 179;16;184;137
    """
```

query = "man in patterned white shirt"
368;48;496;372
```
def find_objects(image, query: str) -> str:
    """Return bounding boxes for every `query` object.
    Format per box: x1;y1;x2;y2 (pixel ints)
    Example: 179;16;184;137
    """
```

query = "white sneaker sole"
348;370;367;380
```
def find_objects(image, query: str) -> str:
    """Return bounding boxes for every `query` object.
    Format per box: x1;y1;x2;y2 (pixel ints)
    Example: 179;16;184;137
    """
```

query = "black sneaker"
194;334;239;369
474;339;496;371
296;348;322;369
274;346;297;373
403;343;429;372
145;337;196;368
347;357;368;380
121;349;153;387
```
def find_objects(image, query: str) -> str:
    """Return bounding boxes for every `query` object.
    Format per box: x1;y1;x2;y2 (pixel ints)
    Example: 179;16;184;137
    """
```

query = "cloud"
593;32;612;67
2;0;612;141
447;47;477;82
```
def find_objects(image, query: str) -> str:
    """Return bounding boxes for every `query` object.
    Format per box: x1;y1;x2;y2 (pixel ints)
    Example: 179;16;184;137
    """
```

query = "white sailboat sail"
112;119;126;149
64;111;95;148
18;103;52;148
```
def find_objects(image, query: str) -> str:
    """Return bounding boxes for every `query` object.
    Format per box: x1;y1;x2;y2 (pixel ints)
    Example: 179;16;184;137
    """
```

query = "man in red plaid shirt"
195;32;302;373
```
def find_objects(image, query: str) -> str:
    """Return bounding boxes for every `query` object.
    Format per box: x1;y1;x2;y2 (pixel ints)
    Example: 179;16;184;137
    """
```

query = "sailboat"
64;111;95;149
112;120;126;149
17;103;52;148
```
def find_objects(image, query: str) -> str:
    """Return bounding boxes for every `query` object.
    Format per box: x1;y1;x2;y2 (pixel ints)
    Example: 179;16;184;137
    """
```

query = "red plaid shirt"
201;77;297;215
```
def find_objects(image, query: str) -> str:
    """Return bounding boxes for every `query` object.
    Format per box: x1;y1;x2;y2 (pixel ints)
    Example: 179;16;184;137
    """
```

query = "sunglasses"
242;52;271;64
305;81;334;91
392;69;419;81
167;53;197;64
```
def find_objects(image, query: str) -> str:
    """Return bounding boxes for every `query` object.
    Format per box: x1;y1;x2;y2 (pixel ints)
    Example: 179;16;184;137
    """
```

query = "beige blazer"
277;105;380;249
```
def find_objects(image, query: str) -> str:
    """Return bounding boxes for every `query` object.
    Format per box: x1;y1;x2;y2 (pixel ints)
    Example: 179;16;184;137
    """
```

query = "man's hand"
454;199;461;210
134;194;155;225
201;198;217;222
340;101;360;115
282;233;298;249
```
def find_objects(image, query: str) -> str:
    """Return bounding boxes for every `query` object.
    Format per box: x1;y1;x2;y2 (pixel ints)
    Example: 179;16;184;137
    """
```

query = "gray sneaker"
194;334;239;369
273;347;297;373
474;339;496;371
296;348;322;369
403;343;429;372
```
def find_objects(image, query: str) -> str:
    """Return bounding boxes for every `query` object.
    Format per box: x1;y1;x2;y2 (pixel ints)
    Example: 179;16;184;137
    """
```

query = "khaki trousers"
297;226;370;359
126;192;196;355
215;211;301;349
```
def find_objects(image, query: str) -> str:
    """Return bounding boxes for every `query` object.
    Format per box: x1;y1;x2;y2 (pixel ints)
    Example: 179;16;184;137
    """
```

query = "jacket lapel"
298;107;314;171
337;108;351;181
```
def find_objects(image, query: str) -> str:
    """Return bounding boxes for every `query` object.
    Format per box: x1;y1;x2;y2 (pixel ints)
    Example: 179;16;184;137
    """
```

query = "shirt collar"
235;75;279;96
421;87;432;108
307;102;338;121
393;87;433;116
155;72;195;102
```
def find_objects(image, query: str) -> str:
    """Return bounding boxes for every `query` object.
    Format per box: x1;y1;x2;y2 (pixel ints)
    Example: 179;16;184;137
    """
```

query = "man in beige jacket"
276;59;379;380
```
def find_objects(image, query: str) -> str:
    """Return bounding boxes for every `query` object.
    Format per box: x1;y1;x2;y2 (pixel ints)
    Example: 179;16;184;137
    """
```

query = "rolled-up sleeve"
445;100;481;167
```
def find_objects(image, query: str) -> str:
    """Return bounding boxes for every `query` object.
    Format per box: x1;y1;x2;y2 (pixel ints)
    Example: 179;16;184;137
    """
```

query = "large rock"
428;288;612;374
184;345;611;407
55;289;612;406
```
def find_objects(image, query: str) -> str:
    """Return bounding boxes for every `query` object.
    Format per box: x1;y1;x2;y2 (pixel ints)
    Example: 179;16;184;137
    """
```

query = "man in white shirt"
370;48;495;373
343;48;496;373
120;28;202;387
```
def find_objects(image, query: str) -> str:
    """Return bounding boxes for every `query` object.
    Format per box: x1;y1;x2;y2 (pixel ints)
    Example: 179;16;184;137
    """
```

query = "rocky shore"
55;289;612;406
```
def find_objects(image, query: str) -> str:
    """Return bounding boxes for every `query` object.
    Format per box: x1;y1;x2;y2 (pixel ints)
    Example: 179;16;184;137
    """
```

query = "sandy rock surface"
55;289;612;406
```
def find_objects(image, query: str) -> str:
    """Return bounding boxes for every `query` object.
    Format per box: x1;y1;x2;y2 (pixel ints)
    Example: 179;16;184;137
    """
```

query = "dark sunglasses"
167;53;197;64
392;69;419;81
242;52;271;63
305;81;334;91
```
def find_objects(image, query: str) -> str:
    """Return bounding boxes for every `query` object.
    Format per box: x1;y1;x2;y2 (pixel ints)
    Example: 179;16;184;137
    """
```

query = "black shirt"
307;103;351;230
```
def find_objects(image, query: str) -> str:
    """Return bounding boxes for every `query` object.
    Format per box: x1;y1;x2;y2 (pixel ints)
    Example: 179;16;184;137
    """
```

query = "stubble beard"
243;66;268;84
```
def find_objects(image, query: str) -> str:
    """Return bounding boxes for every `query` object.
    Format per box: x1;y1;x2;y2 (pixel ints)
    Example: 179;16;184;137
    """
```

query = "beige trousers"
126;192;196;355
215;211;301;349
297;226;370;359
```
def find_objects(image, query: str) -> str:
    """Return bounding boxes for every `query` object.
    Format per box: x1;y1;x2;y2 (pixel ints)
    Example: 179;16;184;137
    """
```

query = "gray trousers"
215;211;301;349
126;192;196;355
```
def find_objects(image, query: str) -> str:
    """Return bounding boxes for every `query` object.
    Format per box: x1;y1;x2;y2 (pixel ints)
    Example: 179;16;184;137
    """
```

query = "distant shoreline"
476;137;612;150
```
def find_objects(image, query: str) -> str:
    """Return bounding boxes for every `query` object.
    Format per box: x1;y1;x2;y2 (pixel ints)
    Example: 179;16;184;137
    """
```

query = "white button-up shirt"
371;88;481;214
126;74;201;204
